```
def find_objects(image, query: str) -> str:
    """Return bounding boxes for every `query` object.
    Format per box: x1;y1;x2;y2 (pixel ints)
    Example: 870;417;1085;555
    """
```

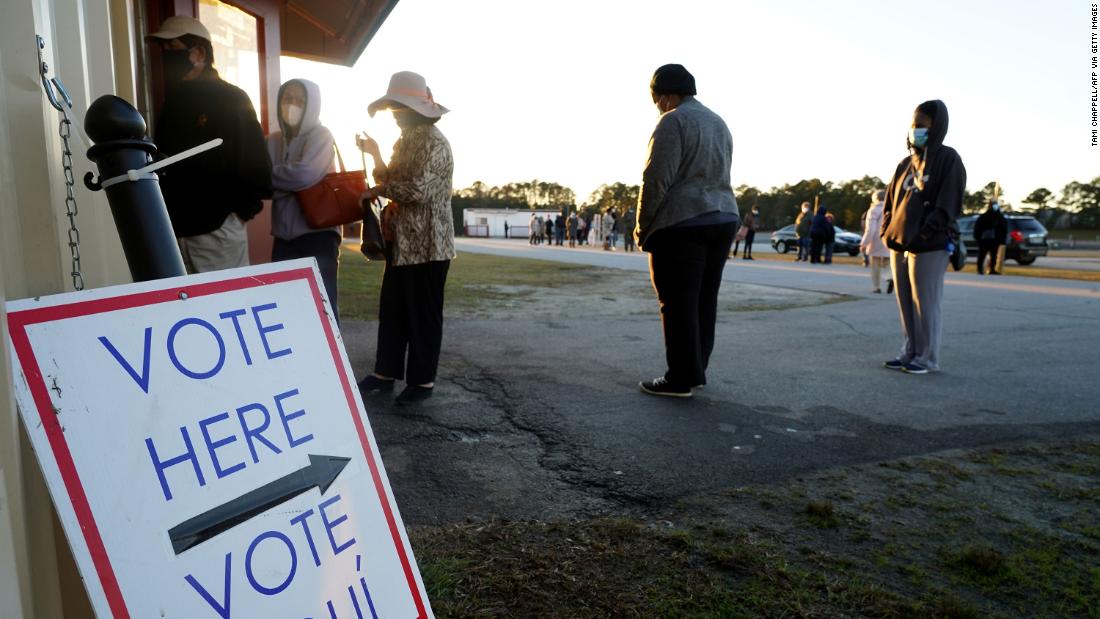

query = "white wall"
463;209;564;238
0;0;134;615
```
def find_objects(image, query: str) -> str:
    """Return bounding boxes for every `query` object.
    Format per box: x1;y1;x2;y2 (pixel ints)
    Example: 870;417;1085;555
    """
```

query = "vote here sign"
5;260;432;618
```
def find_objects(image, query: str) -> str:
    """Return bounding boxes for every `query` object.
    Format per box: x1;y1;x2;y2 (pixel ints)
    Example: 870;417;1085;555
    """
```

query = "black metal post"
83;95;186;281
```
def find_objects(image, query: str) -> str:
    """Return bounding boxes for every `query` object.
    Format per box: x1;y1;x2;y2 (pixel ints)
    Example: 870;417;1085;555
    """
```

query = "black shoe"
886;280;894;294
395;384;433;406
358;375;395;395
901;362;929;375
639;377;692;398
883;359;906;371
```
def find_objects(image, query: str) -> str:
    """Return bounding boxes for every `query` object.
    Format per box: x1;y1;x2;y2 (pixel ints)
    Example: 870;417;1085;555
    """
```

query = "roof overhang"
281;0;399;67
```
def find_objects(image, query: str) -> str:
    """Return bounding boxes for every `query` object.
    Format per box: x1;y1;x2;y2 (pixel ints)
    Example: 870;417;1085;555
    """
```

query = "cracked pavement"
338;240;1100;526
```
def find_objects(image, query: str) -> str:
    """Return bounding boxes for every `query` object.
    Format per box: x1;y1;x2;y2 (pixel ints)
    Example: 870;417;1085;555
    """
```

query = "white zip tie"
98;138;223;189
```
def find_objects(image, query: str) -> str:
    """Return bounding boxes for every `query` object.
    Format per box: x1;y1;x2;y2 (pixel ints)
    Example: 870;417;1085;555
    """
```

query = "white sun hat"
148;15;212;42
367;71;449;118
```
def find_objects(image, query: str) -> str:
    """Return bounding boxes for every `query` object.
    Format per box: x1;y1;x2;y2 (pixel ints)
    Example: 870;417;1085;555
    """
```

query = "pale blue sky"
282;0;1097;207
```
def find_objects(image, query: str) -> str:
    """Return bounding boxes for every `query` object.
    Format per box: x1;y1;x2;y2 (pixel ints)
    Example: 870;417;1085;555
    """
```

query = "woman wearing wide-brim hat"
355;71;455;405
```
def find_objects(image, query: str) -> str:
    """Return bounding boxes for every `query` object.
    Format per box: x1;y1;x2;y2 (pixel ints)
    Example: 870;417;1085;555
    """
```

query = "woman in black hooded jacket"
880;100;966;374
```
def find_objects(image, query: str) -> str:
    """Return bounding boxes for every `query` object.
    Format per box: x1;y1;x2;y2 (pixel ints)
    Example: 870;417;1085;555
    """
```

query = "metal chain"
57;108;84;291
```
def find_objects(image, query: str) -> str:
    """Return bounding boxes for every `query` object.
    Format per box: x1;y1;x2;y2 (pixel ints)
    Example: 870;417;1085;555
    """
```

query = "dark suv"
957;215;1049;265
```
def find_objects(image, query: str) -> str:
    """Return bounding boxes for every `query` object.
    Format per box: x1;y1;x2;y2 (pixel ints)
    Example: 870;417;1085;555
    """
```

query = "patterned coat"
378;124;456;266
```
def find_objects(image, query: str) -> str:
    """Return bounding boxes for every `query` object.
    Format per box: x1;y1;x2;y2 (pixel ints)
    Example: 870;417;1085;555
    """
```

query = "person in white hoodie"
266;79;341;317
861;189;893;294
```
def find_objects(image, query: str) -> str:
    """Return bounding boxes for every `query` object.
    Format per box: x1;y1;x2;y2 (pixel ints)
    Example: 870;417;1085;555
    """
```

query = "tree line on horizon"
450;176;1100;233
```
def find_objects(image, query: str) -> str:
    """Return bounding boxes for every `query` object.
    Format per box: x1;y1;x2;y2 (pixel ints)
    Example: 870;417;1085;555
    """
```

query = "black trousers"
646;222;738;388
375;259;450;385
743;229;756;257
810;237;826;263
272;231;341;320
977;241;1001;273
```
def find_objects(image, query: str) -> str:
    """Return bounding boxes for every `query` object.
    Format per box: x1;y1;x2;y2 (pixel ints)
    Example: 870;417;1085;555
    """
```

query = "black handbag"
359;197;387;261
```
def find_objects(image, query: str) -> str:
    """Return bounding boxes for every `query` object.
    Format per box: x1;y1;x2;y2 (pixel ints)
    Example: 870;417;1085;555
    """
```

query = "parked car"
771;224;861;256
957;215;1049;265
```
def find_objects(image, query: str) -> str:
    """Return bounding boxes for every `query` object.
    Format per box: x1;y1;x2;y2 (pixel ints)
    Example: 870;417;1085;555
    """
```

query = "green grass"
1044;228;1100;240
337;246;605;321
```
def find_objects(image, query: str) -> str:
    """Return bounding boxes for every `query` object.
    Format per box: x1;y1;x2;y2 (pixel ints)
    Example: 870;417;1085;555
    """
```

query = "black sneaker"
395;384;434;406
639;377;692;398
901;362;929;375
886;280;894;294
358;375;395;395
883;359;906;371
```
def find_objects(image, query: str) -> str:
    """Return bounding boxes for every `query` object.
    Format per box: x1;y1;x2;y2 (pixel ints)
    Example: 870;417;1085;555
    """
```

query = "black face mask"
162;49;194;85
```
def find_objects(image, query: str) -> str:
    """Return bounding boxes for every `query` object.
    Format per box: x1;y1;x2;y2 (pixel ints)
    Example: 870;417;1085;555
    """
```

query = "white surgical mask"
992;202;1001;211
282;104;304;127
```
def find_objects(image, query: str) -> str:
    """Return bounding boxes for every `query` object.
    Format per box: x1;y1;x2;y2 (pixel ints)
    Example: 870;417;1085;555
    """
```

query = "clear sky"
281;0;1099;208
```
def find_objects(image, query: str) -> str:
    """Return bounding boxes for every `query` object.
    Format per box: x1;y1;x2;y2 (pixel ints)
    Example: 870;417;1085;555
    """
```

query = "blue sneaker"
883;359;905;371
901;362;928;375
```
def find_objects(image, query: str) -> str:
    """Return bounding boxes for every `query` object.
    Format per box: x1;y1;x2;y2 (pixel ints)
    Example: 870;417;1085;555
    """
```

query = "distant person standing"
635;64;739;398
545;217;554;245
824;212;837;264
149;16;272;273
504;220;510;239
861;189;893;293
555;213;566;246
529;213;539;244
602;209;615;250
973;200;1007;275
578;215;588;246
567;211;578;247
622;207;637;252
795;202;812;262
608;208;621;249
809;205;831;264
881;99;966;374
741;207;758;260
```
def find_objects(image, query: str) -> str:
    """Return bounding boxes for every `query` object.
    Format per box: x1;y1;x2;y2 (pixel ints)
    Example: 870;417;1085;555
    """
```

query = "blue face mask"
909;127;929;148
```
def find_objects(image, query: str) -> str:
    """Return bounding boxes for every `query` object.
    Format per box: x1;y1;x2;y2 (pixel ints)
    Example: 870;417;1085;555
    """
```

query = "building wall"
0;0;136;615
464;209;564;238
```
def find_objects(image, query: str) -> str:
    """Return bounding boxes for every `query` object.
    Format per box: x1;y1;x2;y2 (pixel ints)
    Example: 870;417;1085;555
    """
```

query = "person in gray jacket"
635;64;740;398
267;79;341;317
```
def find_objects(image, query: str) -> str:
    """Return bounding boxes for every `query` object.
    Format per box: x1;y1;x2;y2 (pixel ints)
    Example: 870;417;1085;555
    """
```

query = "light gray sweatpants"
890;249;949;370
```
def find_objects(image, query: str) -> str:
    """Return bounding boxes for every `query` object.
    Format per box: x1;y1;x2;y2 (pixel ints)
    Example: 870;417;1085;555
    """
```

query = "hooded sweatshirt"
266;79;338;240
881;100;967;253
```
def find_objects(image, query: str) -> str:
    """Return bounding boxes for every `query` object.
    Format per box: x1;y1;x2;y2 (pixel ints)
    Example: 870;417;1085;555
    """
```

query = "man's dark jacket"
973;208;1007;245
154;70;272;238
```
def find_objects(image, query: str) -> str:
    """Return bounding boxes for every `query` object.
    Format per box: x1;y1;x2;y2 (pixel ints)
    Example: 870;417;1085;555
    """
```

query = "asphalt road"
343;238;1100;525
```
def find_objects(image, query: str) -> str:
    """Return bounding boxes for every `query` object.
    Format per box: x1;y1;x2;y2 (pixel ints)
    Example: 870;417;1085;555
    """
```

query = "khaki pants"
177;213;249;274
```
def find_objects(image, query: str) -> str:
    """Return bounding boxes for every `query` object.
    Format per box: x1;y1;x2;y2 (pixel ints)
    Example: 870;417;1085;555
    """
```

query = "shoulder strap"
332;142;347;173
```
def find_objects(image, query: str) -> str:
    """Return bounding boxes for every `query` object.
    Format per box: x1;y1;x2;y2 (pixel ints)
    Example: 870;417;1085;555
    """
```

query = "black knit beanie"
650;64;697;96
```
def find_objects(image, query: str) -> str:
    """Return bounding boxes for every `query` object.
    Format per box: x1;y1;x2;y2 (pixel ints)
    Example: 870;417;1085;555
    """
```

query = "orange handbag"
295;144;366;228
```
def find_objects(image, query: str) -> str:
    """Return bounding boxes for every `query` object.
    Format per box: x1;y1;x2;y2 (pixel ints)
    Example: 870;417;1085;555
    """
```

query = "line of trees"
450;175;1100;234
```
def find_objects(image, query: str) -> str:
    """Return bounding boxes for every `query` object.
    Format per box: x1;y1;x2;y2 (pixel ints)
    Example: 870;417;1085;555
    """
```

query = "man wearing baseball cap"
148;16;272;273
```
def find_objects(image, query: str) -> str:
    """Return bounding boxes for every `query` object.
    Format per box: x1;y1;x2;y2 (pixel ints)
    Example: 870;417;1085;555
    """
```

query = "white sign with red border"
6;260;432;618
